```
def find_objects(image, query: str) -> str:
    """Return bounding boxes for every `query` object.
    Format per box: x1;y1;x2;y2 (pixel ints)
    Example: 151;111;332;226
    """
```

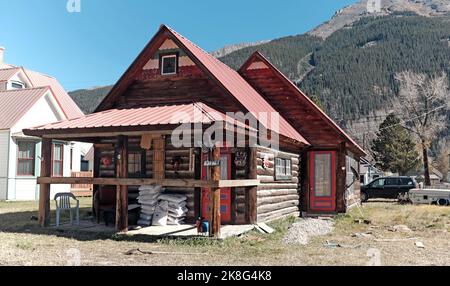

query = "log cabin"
24;25;366;237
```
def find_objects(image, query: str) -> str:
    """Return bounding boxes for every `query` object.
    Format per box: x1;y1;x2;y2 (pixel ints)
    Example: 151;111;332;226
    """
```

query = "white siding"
11;94;63;134
6;92;78;201
0;130;9;200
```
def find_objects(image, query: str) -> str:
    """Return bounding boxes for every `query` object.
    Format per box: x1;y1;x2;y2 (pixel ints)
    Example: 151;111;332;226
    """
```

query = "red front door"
309;151;336;212
201;149;232;224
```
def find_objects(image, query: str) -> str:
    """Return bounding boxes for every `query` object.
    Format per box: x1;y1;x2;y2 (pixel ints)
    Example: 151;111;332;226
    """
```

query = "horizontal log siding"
96;136;196;222
163;137;195;222
256;146;300;222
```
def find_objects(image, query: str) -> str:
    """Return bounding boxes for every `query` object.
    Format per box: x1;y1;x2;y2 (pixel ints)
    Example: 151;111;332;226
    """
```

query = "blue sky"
0;0;358;91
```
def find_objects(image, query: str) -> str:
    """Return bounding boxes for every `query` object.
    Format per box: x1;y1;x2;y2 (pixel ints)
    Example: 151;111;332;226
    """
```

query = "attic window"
161;54;177;75
11;81;24;89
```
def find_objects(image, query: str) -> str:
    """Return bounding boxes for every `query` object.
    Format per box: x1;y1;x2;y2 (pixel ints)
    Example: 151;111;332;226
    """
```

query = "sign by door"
309;151;336;212
203;160;221;167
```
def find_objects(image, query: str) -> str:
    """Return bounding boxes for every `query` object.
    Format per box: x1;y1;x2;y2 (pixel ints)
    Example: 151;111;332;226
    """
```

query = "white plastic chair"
54;193;80;227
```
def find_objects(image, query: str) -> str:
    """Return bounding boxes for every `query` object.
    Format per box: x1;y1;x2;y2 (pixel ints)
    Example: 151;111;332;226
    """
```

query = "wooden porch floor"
54;220;255;239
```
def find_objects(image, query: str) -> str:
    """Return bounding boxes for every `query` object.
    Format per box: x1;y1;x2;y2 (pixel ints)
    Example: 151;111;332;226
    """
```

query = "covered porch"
24;103;261;238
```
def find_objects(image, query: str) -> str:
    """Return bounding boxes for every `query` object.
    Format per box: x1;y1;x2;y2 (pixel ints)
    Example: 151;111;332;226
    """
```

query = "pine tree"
371;114;420;175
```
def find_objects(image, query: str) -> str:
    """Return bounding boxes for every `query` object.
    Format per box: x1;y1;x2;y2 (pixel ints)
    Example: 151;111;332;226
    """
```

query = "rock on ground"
283;218;334;245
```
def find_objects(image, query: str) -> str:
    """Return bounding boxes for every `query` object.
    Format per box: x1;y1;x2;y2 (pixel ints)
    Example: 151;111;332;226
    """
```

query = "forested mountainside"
69;86;112;114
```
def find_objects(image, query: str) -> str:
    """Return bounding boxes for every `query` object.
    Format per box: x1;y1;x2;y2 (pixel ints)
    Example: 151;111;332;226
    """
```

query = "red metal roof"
28;103;254;133
25;69;84;119
0;65;84;120
164;26;309;145
0;87;50;129
240;52;366;156
0;67;21;82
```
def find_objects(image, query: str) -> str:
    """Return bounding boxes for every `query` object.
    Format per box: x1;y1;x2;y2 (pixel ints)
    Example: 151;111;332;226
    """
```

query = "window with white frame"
161;54;177;75
275;158;292;180
11;81;24;89
52;143;64;177
17;141;36;176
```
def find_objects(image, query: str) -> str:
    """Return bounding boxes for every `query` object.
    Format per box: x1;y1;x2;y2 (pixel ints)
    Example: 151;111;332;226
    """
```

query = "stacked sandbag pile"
137;185;163;226
156;194;188;226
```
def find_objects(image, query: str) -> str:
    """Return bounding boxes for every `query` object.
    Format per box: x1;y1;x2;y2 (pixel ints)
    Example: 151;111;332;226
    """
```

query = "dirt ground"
0;198;449;266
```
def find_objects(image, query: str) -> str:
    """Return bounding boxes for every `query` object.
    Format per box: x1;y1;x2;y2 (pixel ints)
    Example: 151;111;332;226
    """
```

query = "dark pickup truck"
361;176;418;202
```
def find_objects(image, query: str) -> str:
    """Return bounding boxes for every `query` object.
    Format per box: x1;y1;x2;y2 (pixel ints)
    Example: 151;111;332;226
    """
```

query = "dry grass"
0;199;449;266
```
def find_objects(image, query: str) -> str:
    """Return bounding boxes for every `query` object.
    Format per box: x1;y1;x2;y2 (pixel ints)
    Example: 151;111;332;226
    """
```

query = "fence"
70;171;93;197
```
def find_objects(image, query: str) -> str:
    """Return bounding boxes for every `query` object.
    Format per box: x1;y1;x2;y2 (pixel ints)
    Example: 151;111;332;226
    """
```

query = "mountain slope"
309;0;450;39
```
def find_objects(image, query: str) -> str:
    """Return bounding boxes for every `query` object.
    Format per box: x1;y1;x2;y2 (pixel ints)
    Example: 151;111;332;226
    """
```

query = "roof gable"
240;52;366;156
0;87;52;129
95;25;308;145
24;69;84;119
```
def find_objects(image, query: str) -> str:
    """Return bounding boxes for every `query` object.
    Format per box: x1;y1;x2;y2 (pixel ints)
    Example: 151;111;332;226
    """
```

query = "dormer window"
161;54;178;75
11;81;24;89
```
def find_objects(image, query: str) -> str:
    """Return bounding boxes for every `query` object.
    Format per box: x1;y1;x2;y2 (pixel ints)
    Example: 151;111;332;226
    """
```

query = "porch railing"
70;171;94;197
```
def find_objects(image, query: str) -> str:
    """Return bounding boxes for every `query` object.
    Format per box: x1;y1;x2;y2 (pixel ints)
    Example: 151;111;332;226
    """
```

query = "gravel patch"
283;218;334;245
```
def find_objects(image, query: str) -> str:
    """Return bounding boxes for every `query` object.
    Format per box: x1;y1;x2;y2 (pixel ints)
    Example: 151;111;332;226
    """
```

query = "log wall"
256;146;301;222
95;136;197;223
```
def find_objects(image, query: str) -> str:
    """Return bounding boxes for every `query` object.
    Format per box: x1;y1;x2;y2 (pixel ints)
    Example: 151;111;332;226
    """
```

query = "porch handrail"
37;177;260;188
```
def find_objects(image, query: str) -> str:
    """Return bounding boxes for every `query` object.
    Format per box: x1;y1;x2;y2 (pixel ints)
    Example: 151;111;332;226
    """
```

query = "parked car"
361;176;418;202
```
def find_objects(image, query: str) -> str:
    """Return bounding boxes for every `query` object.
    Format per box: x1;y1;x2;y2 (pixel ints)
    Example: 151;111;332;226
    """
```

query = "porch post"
209;146;221;238
153;136;165;180
246;147;257;224
39;138;52;227
115;136;128;232
336;142;347;213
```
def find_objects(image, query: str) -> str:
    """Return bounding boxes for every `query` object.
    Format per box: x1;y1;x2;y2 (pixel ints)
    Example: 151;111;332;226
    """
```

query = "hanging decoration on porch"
234;151;247;167
171;156;183;174
140;134;153;150
101;156;112;167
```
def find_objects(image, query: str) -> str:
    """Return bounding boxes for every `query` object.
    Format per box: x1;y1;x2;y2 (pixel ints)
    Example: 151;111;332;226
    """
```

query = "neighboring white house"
0;47;89;200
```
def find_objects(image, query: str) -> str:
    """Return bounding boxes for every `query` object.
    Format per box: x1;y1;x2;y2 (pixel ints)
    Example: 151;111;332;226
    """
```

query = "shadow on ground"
0;208;201;243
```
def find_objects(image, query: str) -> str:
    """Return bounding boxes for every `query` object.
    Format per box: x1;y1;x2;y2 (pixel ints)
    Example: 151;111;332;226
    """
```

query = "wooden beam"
336;142;347;213
217;180;260;188
209;146;221;238
39;138;52;227
41;130;174;139
194;148;201;220
246;147;258;224
153;136;165;180
37;177;259;188
115;136;129;232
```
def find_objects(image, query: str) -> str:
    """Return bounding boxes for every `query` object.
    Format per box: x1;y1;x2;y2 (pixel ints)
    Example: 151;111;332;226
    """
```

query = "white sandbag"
168;201;187;209
139;185;163;193
141;206;156;215
167;216;186;225
168;206;189;217
138;199;158;206
137;219;151;226
139;213;153;220
158;194;187;204
141;201;157;208
138;193;159;200
152;201;169;226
